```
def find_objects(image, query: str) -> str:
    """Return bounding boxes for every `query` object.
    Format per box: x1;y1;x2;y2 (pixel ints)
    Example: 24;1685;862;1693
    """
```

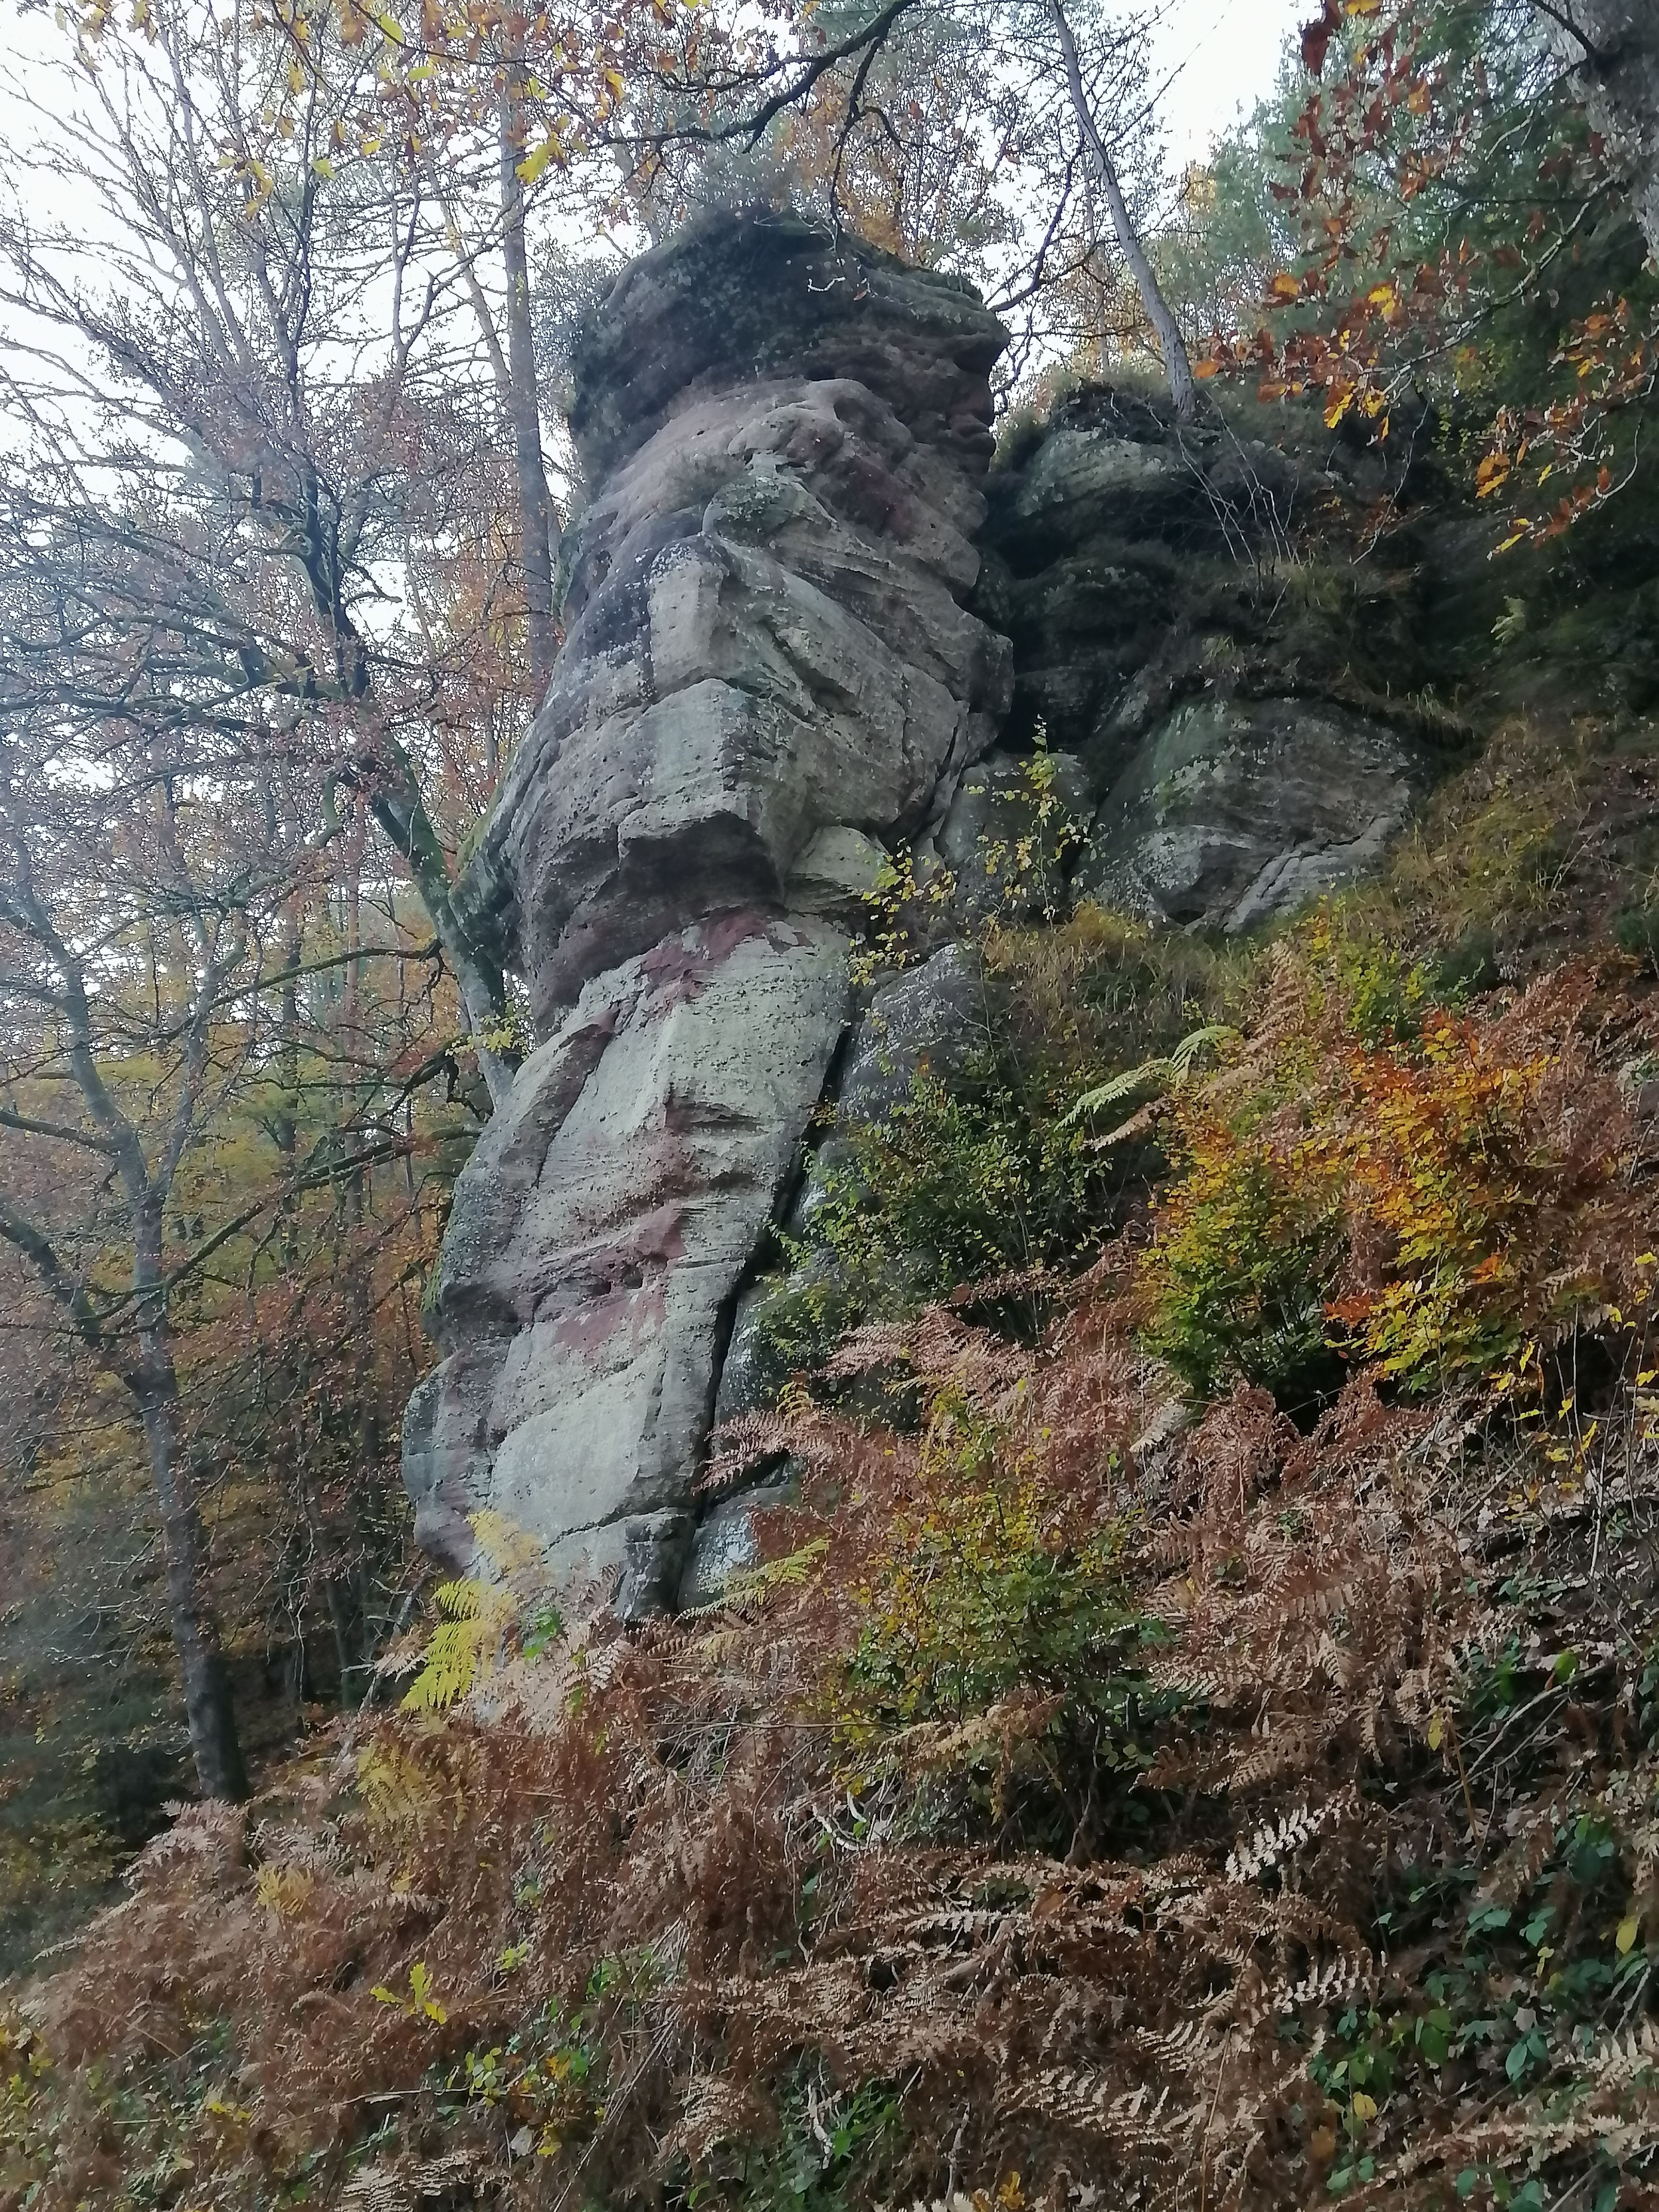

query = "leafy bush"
807;1069;1107;1308
1140;1115;1347;1407
829;1388;1166;1846
1139;940;1635;1404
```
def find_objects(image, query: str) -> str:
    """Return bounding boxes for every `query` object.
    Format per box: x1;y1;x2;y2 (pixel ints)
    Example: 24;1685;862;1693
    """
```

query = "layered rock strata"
979;381;1439;932
403;213;1010;1608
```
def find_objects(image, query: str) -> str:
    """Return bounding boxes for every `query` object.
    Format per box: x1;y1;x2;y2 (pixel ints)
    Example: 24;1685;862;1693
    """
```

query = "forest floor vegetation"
7;699;1659;2210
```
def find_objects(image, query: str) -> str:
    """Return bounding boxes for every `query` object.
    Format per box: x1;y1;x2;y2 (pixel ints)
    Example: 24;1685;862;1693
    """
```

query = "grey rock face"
460;377;1010;1031
403;915;851;1580
1535;1;1659;264
981;381;1428;790
677;1473;799;1612
1078;697;1428;934
403;214;1010;1607
834;941;991;1126
787;825;891;924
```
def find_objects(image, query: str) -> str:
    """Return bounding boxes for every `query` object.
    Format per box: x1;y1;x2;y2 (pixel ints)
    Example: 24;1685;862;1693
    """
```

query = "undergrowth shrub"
828;1386;1167;1851
775;904;1248;1357
7;1266;1659;2211
1141;941;1641;1404
803;1069;1108;1311
1138;1115;1347;1407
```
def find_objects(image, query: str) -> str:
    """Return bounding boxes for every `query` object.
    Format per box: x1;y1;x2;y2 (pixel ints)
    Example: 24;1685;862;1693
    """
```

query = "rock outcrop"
1078;697;1427;934
404;213;1010;1607
403;226;1473;1611
979;381;1442;933
1534;0;1659;265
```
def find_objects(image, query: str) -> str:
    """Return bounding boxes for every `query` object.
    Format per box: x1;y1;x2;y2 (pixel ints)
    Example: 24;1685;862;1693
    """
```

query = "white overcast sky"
0;0;1306;190
1150;0;1304;160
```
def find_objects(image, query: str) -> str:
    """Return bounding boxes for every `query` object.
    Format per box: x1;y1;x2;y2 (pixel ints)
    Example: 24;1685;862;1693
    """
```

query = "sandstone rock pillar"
402;212;1010;1610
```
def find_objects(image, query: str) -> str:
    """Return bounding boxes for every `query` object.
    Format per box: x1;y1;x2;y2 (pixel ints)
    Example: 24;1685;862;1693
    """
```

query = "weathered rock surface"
1079;697;1429;934
405;213;1010;1606
981;380;1441;928
979;384;1334;781
1535;0;1659;264
458;217;1010;1029
404;914;850;1602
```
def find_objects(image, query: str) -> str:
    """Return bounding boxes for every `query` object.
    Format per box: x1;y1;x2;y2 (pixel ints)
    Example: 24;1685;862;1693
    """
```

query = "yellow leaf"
1427;1711;1445;1751
1269;272;1301;301
1350;2091;1378;2123
312;154;335;177
517;130;566;185
1617;1914;1639;1955
1475;452;1511;498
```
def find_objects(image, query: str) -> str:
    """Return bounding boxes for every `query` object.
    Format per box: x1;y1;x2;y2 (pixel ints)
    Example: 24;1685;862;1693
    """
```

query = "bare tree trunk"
500;41;558;698
1535;0;1659;261
1047;0;1197;420
136;1325;249;1803
360;742;517;1109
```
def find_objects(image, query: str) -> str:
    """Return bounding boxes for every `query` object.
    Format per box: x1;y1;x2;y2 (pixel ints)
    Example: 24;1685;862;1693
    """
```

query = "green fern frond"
719;1536;831;1614
1166;1023;1237;1075
401;1579;513;1712
1063;1025;1236;1128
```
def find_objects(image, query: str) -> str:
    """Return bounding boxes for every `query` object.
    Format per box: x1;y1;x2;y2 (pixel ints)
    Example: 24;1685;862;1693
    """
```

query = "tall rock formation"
1534;0;1659;265
402;213;1010;1610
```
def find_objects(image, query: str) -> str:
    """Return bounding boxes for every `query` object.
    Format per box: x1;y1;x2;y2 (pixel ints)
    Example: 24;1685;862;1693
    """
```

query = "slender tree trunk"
500;39;558;697
137;1338;249;1802
359;744;517;1109
1534;0;1659;261
1047;0;1197;420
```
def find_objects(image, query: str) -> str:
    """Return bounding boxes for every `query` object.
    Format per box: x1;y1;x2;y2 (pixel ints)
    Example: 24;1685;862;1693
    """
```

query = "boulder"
787;825;891;924
676;1473;799;1612
1077;696;1429;933
833;941;992;1128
